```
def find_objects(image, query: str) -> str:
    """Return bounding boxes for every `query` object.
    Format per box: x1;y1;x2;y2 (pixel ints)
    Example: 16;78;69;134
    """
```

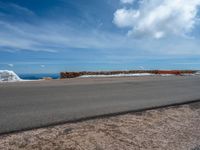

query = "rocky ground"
1;102;200;150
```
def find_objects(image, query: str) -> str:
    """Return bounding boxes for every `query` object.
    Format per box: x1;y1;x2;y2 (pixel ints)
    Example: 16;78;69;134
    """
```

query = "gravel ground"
1;102;200;150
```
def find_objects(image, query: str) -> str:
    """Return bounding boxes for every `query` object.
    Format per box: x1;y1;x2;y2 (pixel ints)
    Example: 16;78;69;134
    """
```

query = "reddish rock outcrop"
60;70;196;79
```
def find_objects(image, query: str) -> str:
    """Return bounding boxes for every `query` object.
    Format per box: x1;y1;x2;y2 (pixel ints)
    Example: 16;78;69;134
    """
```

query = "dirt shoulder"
1;102;200;150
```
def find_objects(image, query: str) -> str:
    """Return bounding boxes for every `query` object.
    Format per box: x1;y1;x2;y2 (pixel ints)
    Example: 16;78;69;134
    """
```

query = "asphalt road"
1;76;200;135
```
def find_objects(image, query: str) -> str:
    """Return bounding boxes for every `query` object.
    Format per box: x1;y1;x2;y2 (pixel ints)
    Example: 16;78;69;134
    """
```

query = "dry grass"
1;103;200;150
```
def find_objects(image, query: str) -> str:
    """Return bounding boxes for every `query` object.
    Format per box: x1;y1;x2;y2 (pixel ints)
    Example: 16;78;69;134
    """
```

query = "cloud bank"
114;0;200;38
0;2;133;53
0;1;200;56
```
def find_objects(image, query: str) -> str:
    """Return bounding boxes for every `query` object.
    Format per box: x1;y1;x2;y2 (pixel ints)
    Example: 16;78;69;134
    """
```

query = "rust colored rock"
60;70;196;79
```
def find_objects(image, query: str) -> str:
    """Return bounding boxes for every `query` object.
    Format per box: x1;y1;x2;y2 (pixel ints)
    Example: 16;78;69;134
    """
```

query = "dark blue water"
19;73;60;80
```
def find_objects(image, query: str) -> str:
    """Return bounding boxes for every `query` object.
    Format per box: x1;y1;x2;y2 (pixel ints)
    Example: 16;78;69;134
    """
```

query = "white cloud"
8;64;14;67
40;65;45;68
114;0;200;38
120;0;134;4
139;66;144;69
0;2;126;53
1;1;200;56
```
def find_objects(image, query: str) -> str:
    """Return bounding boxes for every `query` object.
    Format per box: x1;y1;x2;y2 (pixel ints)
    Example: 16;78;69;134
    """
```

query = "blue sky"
0;0;200;74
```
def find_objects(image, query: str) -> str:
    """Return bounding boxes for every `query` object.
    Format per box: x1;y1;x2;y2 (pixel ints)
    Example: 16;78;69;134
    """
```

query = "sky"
0;0;200;74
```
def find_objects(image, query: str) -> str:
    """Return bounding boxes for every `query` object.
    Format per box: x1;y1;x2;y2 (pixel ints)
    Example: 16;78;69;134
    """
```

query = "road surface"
0;76;200;135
